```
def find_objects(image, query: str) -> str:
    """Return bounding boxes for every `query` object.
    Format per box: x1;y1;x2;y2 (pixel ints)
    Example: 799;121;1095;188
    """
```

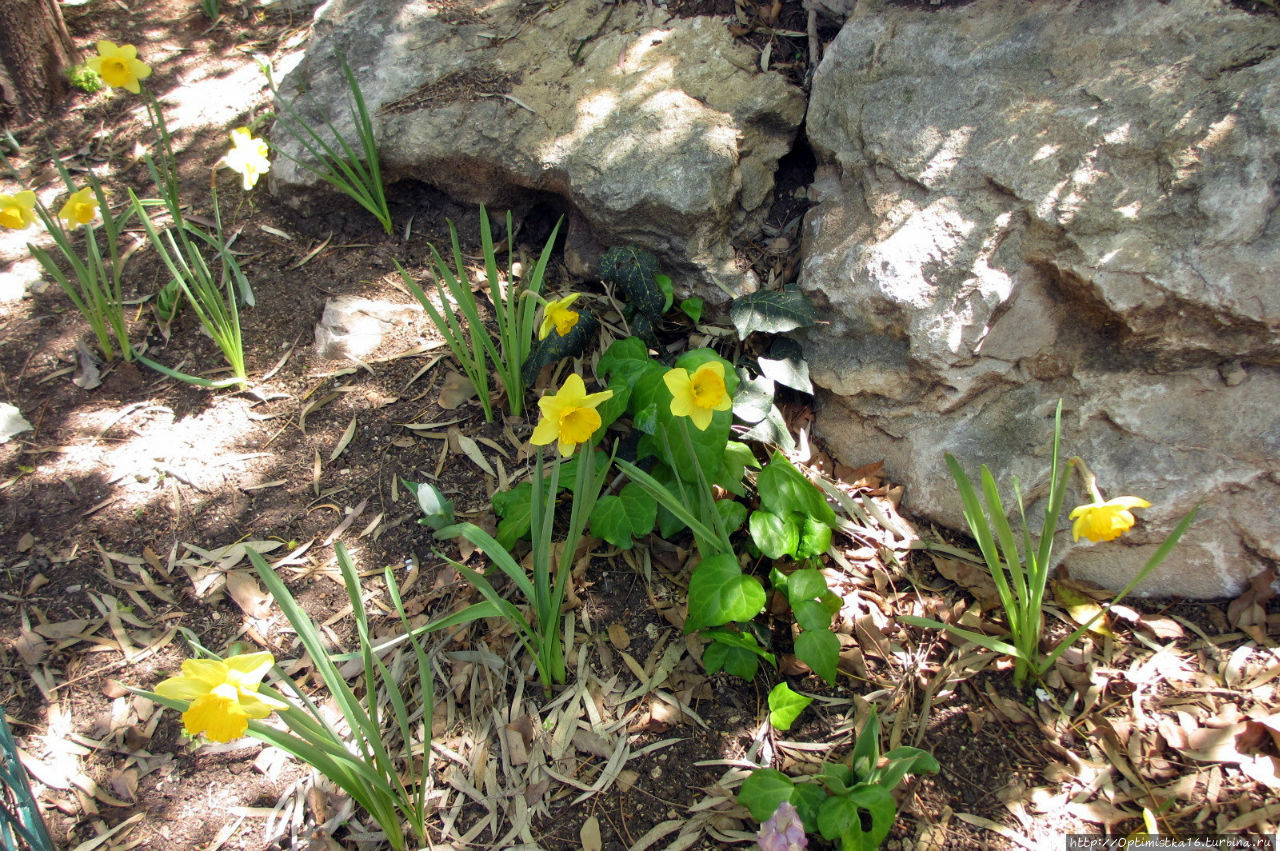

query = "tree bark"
0;0;80;122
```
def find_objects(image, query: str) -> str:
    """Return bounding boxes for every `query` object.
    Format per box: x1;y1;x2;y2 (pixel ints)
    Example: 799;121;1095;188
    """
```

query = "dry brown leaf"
580;815;602;851
932;554;1001;610
437;370;477;409
225;570;272;619
607;622;631;651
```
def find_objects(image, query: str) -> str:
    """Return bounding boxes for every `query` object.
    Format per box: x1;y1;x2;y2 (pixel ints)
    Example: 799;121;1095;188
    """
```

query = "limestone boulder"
800;0;1280;598
270;0;806;296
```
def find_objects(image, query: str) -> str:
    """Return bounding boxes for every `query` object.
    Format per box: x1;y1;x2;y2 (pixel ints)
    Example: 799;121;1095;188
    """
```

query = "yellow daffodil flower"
1069;496;1151;542
58;187;99;227
664;361;732;431
530;373;613;457
86;41;152;94
219;127;271;190
0;190;37;230
538;293;581;340
155;652;288;742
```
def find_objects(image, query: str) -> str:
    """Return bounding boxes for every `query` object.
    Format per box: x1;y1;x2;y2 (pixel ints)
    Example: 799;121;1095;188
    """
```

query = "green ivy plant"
739;708;938;851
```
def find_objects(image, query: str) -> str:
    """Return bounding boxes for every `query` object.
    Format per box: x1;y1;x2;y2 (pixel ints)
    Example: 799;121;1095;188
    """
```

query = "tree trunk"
0;0;80;122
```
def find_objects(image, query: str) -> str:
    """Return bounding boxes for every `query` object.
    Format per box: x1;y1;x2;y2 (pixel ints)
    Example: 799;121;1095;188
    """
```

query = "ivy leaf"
685;553;765;632
704;628;774;680
795;628;840;685
717;439;761;497
749;509;799;560
730;285;816;339
599;245;664;320
793;599;834;633
588;483;657;549
491;481;533;549
758;336;813;394
757;452;836;525
740;403;796;451
796;515;834;560
767;682;813;731
738;769;796;823
733;373;775;425
716;498;749;534
521;311;599;386
680;297;704;323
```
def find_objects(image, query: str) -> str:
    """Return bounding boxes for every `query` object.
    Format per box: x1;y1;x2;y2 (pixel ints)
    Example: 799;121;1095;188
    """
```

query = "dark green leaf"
704;626;775;680
521;311;599;386
491;481;533;548
787;568;828;602
767;682;813;731
749;509;799;560
850;709;881;780
846;784;897;848
716;498;749;534
758;336;813;394
816;796;860;844
875;748;940;792
795;628;839;685
797;515;834;560
793;599;834;633
596;336;650;380
758;452;836;525
738;769;795;823
685;553;765;632
599;245;664;320
730;285;816;339
733;373;775;425
719;440;761;497
790;782;827;834
740;403;796;451
588;483;657;549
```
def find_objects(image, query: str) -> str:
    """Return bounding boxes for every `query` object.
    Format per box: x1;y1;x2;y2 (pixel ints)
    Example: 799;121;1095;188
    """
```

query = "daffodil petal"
155;674;212;701
223;651;275;683
183;693;249;743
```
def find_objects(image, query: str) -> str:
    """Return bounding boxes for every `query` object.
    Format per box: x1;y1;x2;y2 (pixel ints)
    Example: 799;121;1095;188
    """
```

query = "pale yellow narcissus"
155;652;288;742
58;188;99;227
1069;496;1151;543
530;373;613;458
86;41;152;94
664;361;732;431
0;191;37;230
538;293;581;340
219;128;271;190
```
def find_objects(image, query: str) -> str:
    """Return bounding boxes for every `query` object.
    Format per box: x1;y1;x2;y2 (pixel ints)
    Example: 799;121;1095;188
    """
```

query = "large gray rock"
271;0;806;296
800;0;1280;598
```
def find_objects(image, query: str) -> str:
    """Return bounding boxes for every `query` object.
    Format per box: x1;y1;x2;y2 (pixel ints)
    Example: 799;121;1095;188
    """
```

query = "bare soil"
1;2;1277;850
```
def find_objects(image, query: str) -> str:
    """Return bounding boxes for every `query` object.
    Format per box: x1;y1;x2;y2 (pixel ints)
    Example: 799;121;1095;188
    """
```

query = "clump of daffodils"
530;374;612;458
155;652;287;742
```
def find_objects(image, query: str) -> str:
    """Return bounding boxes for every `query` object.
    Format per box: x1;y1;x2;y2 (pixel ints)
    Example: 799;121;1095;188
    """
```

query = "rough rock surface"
800;0;1280;598
271;0;806;296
